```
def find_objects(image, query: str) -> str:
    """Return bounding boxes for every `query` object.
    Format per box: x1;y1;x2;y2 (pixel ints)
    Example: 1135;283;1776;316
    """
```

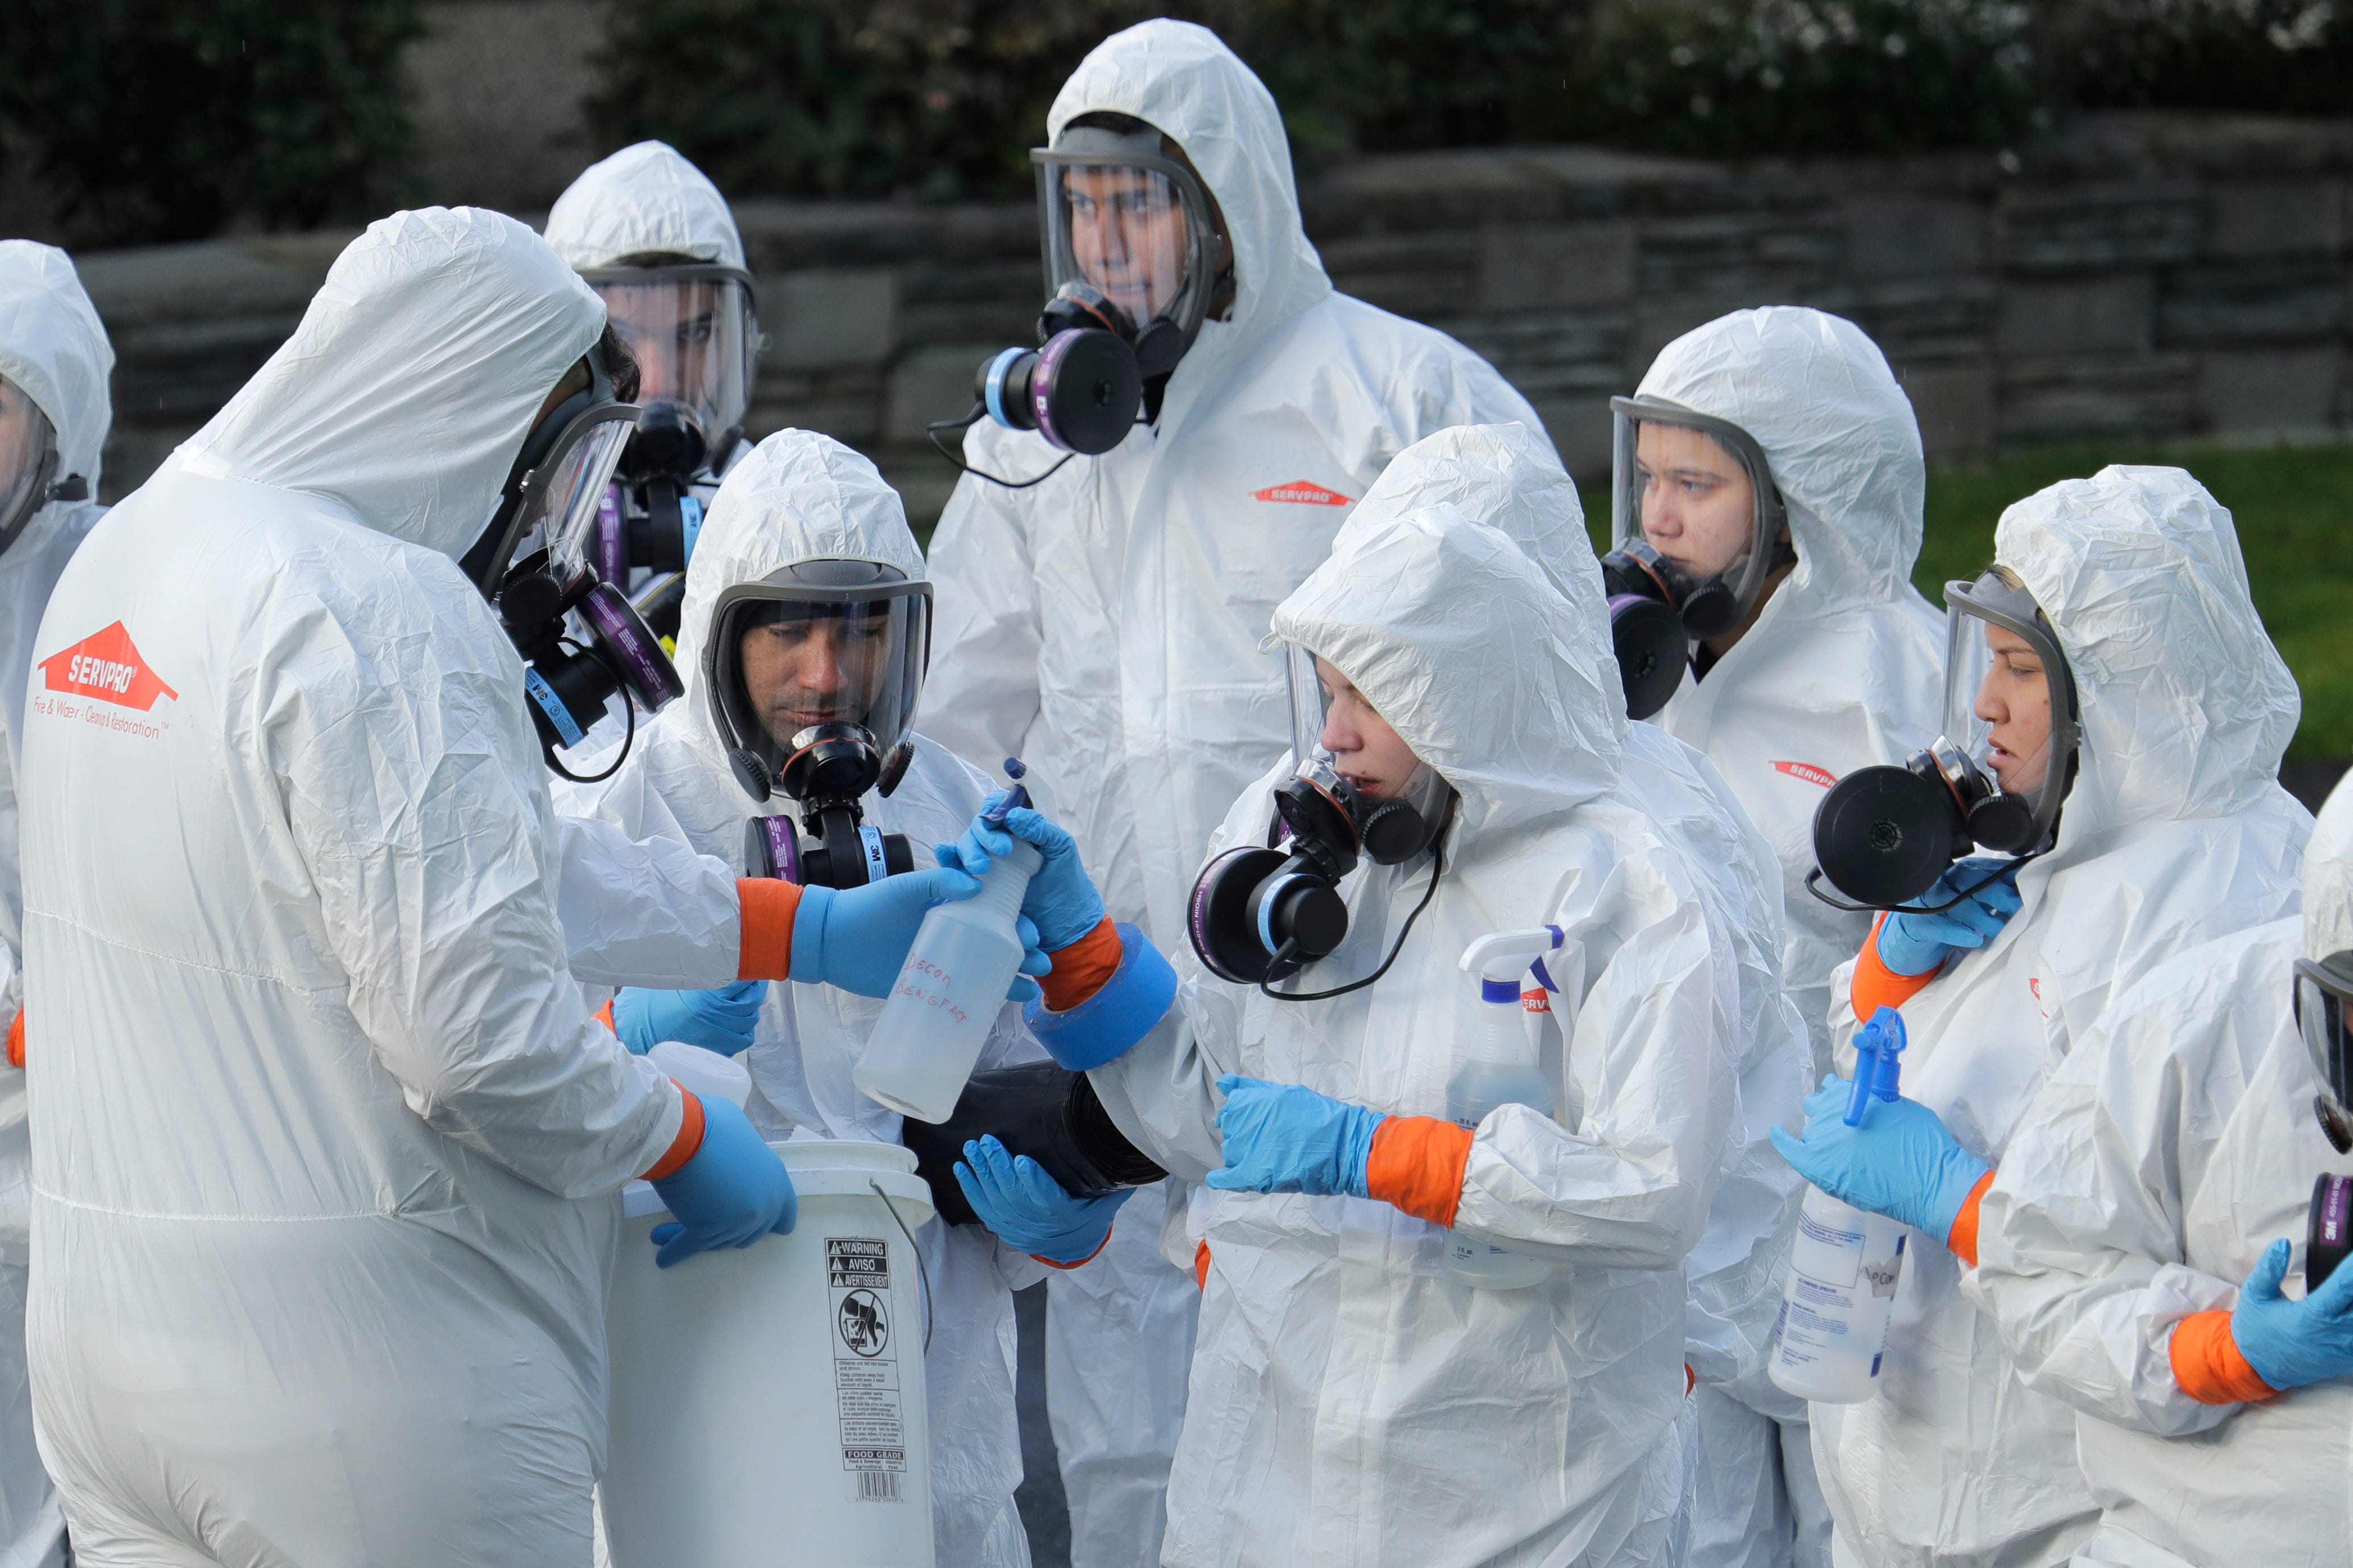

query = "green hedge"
0;0;421;246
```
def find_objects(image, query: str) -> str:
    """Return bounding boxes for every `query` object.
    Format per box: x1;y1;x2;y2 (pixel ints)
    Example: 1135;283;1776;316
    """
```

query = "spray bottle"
855;760;1044;1124
1442;927;1567;1290
1768;1006;1912;1403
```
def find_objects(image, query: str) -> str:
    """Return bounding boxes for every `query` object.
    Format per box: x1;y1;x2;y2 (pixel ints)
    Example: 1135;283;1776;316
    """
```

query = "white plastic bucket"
603;1138;937;1567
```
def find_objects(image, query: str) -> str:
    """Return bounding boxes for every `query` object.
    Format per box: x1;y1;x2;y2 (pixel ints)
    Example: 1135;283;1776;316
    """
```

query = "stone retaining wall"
71;112;2353;524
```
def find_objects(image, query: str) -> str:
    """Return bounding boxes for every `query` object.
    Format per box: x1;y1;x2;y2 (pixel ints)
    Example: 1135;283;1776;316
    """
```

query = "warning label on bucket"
829;1237;908;1502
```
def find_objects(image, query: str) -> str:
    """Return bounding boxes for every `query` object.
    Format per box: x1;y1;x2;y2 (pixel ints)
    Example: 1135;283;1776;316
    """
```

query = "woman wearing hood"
945;430;1801;1566
1958;724;2353;1568
559;428;1061;1568
1772;466;2310;1566
1613;307;1946;1568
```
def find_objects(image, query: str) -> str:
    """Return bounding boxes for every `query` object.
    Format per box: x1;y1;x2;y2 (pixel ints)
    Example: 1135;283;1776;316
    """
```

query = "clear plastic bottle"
854;837;1041;1125
1440;929;1567;1291
1768;1188;1908;1402
1443;1057;1558;1289
1768;1005;1912;1402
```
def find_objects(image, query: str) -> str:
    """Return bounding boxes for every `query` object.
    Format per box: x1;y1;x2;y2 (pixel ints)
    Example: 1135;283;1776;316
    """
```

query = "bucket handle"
871;1178;935;1355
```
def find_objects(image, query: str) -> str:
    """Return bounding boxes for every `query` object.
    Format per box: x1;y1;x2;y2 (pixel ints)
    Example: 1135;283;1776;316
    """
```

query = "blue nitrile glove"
2230;1237;2353;1391
610;980;768;1057
953;1134;1134;1264
1878;857;2022;977
648;1095;797;1269
792;867;1051;1002
941;797;1106;954
1770;1073;1991;1239
1206;1074;1387;1198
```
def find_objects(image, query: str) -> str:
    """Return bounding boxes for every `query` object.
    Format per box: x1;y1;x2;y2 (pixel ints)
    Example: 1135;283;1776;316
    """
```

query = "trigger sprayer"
1442;927;1568;1291
1768;1006;1912;1403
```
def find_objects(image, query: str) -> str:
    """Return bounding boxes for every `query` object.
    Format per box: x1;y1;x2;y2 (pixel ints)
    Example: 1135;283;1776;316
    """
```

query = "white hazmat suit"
1642;307;1946;1568
922;27;1549;1559
1086;444;1795;1568
17;208;750;1566
559;428;1047;1568
1332;420;1808;1402
0;240;111;1568
1964;777;2353;1568
1810;465;2311;1568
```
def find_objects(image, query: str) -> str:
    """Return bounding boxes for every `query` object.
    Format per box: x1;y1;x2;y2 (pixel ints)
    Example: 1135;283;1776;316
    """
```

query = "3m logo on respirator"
38;622;179;711
1251;480;1353;507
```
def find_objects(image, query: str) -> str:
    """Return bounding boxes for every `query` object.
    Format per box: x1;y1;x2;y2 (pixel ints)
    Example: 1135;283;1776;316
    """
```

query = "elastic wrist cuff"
1854;912;1941;1021
1039;917;1123;1011
736;877;803;981
1943;1169;1996;1268
641;1085;707;1181
1023;923;1176;1070
1365;1115;1475;1227
6;1009;22;1070
2171;1309;2280;1405
1031;1227;1113;1270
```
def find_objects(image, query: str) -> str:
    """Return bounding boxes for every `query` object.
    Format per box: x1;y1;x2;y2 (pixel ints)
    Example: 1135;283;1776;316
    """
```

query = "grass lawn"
1589;439;2353;763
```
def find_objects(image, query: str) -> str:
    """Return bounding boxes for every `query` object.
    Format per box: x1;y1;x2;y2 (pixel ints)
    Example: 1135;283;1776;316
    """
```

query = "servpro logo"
37;622;178;712
1771;760;1838;789
1251;480;1353;507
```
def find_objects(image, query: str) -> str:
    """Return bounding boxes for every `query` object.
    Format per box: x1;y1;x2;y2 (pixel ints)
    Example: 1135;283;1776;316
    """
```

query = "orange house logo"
39;622;178;712
1772;760;1838;789
1251;480;1353;507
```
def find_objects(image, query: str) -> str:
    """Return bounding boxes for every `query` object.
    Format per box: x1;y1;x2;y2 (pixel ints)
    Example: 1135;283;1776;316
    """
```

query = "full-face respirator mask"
460;345;686;783
931;118;1226;488
1808;569;2080;913
1187;647;1453;998
2292;952;2353;1289
0;376;88;560
707;559;932;891
1601;396;1790;720
580;261;760;641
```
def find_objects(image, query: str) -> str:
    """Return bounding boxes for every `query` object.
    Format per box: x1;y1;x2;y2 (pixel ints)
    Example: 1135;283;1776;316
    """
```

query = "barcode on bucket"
858;1470;904;1503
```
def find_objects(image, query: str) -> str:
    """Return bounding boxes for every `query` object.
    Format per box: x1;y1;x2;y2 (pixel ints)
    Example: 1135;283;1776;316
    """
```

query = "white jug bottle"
855;762;1041;1124
1442;927;1566;1290
1768;1006;1911;1402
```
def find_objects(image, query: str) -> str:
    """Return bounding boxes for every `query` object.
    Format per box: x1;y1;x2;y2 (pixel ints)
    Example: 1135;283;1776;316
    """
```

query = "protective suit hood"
0;241;111;499
1344;421;1600;607
175;207;606;562
1271;495;1622;841
2305;775;2353;963
672;428;923;751
1637;306;1922;605
544;141;748;271
1994;465;2297;847
1046;20;1332;345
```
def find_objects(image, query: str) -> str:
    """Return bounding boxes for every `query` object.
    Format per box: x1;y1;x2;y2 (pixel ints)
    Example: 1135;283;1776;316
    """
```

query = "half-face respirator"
461;354;687;781
1187;647;1453;998
707;559;932;891
1809;570;2079;911
1600;396;1788;720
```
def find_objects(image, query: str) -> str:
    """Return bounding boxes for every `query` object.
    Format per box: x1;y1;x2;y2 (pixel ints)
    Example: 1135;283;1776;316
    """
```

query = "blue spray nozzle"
1844;1006;1908;1127
982;758;1032;826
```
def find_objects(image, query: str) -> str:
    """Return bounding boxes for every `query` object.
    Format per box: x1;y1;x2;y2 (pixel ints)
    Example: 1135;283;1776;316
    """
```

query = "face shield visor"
2297;955;2353;1155
704;560;933;807
1939;570;2080;854
0;375;66;557
1605;396;1787;642
582;265;758;453
1034;122;1221;362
